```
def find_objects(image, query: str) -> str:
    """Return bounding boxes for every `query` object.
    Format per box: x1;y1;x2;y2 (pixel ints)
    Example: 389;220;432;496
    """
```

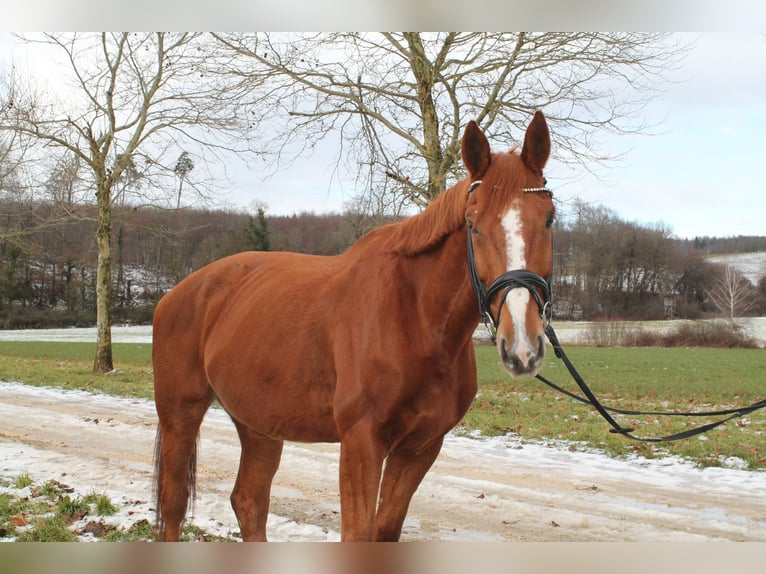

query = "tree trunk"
404;33;445;202
93;181;114;373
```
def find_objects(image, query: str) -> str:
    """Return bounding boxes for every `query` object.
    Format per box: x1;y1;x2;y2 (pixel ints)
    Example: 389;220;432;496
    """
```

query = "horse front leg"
338;420;387;541
373;436;444;541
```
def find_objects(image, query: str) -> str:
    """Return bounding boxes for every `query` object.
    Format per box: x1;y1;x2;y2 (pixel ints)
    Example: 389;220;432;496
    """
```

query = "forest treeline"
1;198;765;328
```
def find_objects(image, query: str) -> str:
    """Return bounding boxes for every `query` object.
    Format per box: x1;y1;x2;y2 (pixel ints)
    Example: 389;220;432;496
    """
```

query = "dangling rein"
536;326;766;442
465;180;766;442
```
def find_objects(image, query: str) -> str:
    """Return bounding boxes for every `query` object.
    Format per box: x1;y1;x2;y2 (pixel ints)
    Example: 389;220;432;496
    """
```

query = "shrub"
661;321;757;348
585;320;757;348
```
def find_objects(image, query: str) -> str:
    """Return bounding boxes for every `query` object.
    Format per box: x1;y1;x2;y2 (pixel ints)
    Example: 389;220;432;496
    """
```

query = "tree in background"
174;151;195;209
215;32;686;214
0;33;260;372
706;264;758;323
243;207;270;252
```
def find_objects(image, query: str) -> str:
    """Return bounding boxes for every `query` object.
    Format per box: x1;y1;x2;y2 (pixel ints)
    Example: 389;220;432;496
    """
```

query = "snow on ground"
707;251;766;286
1;381;765;542
544;317;766;348
0;325;154;344
3;317;765;347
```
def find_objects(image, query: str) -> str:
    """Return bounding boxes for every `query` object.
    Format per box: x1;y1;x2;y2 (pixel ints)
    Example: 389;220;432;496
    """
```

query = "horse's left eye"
545;212;555;229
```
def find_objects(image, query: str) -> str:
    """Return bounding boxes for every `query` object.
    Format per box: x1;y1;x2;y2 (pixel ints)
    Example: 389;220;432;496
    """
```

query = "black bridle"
465;179;553;343
464;179;766;442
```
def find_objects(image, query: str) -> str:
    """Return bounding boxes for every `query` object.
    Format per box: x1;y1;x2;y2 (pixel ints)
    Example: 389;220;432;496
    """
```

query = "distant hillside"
678;235;766;255
707;252;766;285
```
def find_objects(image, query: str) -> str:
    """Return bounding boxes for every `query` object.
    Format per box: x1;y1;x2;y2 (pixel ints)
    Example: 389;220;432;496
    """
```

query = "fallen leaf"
82;521;108;538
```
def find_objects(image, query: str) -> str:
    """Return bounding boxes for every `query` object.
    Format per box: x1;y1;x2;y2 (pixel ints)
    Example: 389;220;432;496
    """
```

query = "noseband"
465;180;553;342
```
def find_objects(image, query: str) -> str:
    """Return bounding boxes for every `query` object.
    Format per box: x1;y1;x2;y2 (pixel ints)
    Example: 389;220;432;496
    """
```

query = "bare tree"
45;153;82;206
215;32;687;211
1;33;259;372
174;151;195;209
706;264;757;322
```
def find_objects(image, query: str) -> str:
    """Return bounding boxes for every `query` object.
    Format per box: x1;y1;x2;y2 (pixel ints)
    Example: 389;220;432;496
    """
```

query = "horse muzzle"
498;332;545;377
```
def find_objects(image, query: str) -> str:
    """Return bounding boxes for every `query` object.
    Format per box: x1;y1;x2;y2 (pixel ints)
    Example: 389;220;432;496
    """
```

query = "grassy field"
0;340;764;469
466;344;766;469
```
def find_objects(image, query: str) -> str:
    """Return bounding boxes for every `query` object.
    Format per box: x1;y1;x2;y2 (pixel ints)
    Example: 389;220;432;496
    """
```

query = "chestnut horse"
152;111;554;541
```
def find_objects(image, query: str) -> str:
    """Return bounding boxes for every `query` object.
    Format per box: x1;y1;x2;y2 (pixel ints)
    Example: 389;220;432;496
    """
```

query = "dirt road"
1;382;764;541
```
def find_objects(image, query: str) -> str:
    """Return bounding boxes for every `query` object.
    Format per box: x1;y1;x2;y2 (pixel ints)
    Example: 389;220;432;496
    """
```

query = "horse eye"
471;226;481;235
545;212;555;229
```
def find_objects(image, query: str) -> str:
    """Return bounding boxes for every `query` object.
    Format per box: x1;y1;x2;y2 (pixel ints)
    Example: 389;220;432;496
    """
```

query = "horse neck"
401;224;481;350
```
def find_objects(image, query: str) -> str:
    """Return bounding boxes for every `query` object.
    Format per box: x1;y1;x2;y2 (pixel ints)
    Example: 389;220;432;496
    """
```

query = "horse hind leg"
153;393;213;541
230;421;284;541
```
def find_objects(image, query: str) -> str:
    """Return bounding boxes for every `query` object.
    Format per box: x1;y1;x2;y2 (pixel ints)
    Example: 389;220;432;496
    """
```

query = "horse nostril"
500;338;523;371
500;338;510;364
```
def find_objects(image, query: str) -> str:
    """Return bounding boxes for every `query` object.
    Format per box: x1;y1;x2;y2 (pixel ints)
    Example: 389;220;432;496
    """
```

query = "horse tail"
152;425;165;534
187;436;199;516
152;425;200;537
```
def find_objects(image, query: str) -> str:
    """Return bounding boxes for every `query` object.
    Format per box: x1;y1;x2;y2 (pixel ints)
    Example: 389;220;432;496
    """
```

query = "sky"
1;31;765;240
553;32;766;240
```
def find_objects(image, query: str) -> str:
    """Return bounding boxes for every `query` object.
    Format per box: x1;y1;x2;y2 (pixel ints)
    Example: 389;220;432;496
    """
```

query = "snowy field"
707;251;766;286
3;318;765;347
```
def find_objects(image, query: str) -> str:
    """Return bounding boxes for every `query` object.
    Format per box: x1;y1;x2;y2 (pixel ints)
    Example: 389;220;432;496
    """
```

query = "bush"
0;308;96;329
585;320;758;348
584;321;647;347
0;304;155;329
660;321;758;348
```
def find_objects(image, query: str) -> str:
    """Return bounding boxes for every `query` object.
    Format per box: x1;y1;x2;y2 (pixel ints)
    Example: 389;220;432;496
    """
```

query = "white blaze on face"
500;207;536;362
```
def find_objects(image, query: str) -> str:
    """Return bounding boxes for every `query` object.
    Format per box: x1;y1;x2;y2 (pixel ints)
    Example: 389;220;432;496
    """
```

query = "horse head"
462;111;554;377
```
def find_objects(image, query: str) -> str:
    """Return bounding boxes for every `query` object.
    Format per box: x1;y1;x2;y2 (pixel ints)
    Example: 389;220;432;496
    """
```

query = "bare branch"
213;32;689;212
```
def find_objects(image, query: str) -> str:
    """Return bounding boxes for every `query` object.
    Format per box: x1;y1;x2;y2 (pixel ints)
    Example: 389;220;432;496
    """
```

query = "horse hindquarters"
152;290;216;541
152;377;213;541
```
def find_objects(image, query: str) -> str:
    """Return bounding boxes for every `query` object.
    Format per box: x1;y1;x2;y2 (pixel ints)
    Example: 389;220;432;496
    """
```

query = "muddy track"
1;382;764;541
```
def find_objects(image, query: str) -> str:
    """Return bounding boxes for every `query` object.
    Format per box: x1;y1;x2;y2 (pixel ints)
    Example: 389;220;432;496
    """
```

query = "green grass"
0;467;237;542
0;472;144;541
463;344;766;469
0;339;764;469
0;341;154;398
84;491;119;516
15;515;78;542
13;473;33;489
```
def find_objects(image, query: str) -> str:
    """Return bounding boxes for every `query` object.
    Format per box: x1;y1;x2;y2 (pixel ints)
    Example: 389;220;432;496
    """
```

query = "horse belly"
203;308;341;443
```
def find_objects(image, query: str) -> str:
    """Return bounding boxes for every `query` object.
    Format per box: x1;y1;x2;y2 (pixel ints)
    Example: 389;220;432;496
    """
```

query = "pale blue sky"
552;33;766;239
2;32;765;239
227;32;766;239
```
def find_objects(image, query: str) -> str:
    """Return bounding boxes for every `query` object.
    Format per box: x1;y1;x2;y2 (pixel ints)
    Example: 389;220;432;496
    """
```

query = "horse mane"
384;151;526;257
385;181;471;256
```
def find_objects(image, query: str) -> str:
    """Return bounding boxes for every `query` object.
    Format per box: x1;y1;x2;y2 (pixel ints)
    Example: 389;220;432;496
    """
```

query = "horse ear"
461;120;491;179
520;110;550;176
